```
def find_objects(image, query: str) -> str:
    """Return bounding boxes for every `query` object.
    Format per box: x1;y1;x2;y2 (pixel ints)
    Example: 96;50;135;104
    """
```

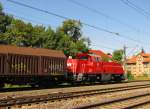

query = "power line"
120;0;150;20
91;43;116;50
126;45;139;57
5;12;57;28
7;0;68;19
126;0;150;16
10;14;49;26
5;7;58;28
6;0;150;46
66;0;141;32
68;0;150;45
7;0;120;35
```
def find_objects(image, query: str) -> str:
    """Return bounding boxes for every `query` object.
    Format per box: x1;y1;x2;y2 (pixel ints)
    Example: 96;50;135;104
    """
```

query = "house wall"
126;55;150;76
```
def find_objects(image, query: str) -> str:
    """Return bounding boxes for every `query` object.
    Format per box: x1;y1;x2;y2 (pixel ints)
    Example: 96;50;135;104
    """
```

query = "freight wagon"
0;45;66;87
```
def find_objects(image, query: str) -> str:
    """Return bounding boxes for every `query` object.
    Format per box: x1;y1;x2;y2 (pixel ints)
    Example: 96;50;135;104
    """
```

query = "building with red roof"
126;51;150;76
89;50;112;61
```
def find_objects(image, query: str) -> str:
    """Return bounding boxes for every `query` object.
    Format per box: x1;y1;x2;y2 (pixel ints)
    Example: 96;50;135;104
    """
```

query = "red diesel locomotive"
0;45;125;87
67;53;125;82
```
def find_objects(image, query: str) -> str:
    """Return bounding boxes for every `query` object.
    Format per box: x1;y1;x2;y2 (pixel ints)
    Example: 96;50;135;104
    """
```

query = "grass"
4;84;31;88
133;76;150;80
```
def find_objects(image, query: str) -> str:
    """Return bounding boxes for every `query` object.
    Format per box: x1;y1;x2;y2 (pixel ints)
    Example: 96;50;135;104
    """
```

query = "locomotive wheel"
0;83;4;88
30;84;39;88
113;75;122;82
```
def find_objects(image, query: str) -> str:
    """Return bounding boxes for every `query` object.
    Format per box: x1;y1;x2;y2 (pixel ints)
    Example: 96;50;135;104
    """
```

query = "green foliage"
101;56;110;62
3;19;32;45
42;27;57;49
0;3;12;33
3;19;58;48
112;49;123;63
0;3;3;12
127;71;134;80
56;19;89;56
59;19;82;41
143;72;148;77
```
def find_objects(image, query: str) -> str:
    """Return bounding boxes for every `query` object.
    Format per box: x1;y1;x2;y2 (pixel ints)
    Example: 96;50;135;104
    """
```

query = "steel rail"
0;83;150;107
73;92;150;109
122;100;150;109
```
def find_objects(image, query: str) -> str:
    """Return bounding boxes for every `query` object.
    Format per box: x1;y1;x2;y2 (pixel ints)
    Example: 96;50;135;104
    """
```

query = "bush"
143;73;148;77
127;71;134;80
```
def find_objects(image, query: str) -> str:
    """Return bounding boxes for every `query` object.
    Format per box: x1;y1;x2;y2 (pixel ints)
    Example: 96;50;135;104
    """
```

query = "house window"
143;62;149;68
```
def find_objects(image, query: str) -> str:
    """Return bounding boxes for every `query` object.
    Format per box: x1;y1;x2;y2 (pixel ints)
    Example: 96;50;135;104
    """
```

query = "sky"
1;0;150;56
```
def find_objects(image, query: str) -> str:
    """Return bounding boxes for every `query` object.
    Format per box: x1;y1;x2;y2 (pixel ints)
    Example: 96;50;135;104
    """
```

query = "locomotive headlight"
67;63;72;67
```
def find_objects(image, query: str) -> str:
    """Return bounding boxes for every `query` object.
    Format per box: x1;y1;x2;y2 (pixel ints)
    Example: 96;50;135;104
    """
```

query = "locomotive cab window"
92;57;101;62
95;57;100;62
79;56;88;60
96;57;101;62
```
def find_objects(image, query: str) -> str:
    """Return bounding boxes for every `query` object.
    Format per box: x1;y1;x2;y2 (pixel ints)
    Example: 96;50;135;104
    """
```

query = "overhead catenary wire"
6;0;119;35
126;0;150;16
67;0;150;47
120;0;150;20
126;45;139;57
66;0;141;33
5;11;57;28
10;14;49;26
91;43;116;50
6;0;150;46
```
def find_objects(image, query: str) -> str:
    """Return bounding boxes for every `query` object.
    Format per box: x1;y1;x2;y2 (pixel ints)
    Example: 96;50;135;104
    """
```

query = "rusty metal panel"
35;56;38;75
0;54;6;75
38;56;42;75
28;56;31;74
0;45;66;58
6;54;38;76
39;56;66;75
0;45;67;76
30;56;34;75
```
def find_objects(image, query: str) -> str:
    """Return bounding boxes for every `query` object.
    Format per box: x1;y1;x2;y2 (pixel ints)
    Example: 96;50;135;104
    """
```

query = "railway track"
0;82;150;108
1;80;150;100
0;80;149;93
74;91;150;109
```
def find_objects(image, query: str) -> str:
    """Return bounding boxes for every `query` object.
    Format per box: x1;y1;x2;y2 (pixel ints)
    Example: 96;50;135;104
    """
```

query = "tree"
59;19;82;41
3;19;33;46
0;3;12;33
127;71;134;80
141;48;145;53
56;19;89;57
112;49;123;63
31;25;46;47
0;3;2;12
42;27;56;49
2;19;56;48
101;56;110;62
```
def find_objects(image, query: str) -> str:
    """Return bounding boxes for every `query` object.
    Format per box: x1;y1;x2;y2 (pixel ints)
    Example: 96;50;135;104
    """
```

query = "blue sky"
1;0;150;56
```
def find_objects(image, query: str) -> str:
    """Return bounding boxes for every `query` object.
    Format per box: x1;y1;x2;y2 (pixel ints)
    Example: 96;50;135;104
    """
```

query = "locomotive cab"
77;53;102;62
67;53;103;82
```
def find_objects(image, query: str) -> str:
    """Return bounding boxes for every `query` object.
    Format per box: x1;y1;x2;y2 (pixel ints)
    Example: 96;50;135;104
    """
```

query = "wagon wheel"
0;83;4;88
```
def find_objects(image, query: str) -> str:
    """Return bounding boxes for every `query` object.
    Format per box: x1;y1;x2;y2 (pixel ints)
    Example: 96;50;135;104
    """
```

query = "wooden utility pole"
123;45;127;76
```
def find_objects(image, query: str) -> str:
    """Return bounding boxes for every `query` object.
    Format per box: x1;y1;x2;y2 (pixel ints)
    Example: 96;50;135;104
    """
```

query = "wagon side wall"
0;53;66;76
40;56;66;76
0;53;7;76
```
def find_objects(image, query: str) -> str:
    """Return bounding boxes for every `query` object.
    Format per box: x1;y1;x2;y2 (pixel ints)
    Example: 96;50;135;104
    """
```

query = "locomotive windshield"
79;56;88;60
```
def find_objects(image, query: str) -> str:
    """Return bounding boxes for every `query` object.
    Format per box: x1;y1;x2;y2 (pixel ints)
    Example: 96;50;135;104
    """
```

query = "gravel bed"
7;87;150;109
134;103;150;109
0;81;150;100
95;95;150;109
